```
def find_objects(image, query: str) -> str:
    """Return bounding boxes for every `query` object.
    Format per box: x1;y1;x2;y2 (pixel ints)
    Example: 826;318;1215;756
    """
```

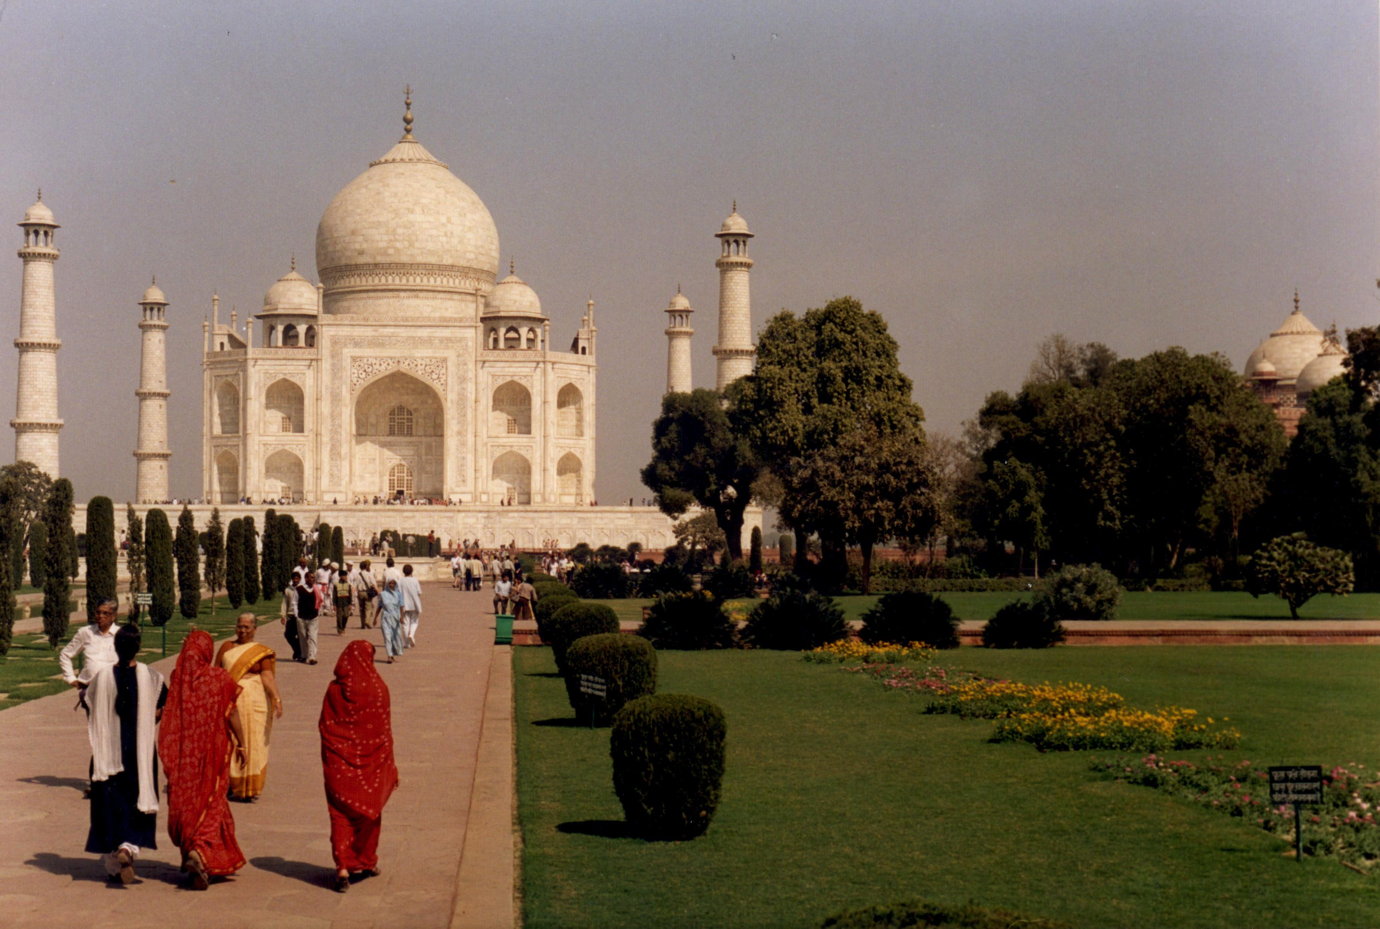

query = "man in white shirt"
450;552;464;589
493;573;513;616
59;598;121;689
398;564;423;647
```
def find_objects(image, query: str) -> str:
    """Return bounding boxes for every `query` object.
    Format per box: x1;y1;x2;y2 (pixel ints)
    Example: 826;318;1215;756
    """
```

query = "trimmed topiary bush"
569;561;631;599
638;592;736;650
534;592;579;641
563;633;657;721
611;693;726;841
981;598;1065;649
742;588;848;650
819;900;1072;929
1039;562;1121;621
859;589;959;649
544;601;620;674
533;580;574;601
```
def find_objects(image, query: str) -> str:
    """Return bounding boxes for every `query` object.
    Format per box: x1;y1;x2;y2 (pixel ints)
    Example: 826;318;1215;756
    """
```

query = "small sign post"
1268;765;1324;862
577;674;607;728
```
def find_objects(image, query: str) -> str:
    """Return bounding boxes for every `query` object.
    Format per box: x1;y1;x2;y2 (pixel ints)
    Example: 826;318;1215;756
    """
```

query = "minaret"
133;280;172;503
713;202;755;390
664;286;694;393
13;192;63;476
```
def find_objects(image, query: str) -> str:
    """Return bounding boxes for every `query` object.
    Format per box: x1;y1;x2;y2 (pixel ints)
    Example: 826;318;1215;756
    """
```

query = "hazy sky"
1;1;1376;505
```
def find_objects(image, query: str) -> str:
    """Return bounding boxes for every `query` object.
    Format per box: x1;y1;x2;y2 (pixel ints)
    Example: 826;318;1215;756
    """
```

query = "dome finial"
403;85;414;139
151;274;156;286
290;253;297;271
36;188;42;202
510;257;516;276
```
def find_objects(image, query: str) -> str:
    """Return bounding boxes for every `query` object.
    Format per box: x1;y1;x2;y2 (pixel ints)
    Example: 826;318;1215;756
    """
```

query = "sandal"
116;847;136;885
334;871;350;893
185;851;209;890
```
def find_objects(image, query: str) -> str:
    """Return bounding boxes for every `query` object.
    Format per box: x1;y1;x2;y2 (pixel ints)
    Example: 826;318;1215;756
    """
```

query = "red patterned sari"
158;630;246;877
320;640;398;872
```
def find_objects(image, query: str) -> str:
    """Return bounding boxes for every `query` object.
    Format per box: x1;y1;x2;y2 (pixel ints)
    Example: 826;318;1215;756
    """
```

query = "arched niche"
491;381;532;435
216;381;240;435
282;324;300;347
492;451;531;505
265;379;305;434
557;452;582;502
264;449;304;502
353;371;444;500
215;450;239;504
556;384;583;437
503;326;521;349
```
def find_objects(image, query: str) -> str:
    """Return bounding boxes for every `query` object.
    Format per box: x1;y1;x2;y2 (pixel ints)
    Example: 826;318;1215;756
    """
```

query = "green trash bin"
495;613;514;645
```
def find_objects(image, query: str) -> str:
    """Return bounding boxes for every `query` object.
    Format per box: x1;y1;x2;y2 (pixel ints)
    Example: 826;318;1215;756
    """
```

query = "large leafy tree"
175;505;201;620
1247;533;1354;618
642;388;760;561
733;297;926;582
40;478;75;648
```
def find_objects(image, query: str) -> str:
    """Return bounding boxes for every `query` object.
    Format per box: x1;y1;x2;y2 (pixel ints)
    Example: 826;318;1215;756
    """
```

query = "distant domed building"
1244;291;1346;436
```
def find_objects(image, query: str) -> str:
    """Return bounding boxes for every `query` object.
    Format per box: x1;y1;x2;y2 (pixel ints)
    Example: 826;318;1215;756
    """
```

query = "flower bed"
1091;755;1380;870
803;640;936;665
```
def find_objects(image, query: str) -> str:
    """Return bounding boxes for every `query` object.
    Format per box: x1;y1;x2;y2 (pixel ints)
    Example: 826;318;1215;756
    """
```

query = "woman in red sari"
158;629;247;890
320;639;398;892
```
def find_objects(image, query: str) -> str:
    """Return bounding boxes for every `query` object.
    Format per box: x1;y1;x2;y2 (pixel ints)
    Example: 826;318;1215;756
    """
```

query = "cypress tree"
175;505;201;620
85;496;117;622
332;525;345;566
27;519;47;589
203;507;226;616
261;508;278;599
241;515;259;605
276;513;300;588
41;478;75;648
316;521;332;566
749;526;763;574
0;474;19;655
125;505;145;621
225;518;245;609
146;509;174;626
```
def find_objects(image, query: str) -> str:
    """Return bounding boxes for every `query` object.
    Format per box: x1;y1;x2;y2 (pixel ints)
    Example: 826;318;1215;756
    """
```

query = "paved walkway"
0;582;515;929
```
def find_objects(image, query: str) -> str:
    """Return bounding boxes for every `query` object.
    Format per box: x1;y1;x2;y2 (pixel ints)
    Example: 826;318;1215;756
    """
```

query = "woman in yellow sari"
216;613;284;801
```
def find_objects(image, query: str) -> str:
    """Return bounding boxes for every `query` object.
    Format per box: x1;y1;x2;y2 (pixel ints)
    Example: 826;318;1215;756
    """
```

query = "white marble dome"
1243;304;1325;383
315;135;500;291
1296;342;1348;395
21;197;55;226
718;207;751;236
668;290;691;310
263;265;318;314
484;268;544;318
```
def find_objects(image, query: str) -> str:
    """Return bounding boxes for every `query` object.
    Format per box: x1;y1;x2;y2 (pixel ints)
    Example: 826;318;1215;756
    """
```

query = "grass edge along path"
0;596;282;710
515;645;1380;929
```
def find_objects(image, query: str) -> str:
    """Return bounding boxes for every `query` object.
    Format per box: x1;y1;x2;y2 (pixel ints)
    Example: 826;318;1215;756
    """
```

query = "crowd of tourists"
60;599;398;892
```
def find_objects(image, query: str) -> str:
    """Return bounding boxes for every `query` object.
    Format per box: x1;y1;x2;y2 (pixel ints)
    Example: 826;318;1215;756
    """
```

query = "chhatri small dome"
1296;338;1348;396
718;203;752;237
21;194;56;227
263;260;319;314
483;262;543;318
315;93;500;296
668;290;691;310
141;280;167;304
1249;356;1278;380
1242;292;1325;384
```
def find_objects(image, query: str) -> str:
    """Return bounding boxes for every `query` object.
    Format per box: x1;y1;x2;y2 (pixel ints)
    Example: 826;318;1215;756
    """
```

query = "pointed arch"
265;379;305;433
557;452;583;502
215;450;239;504
264;449;304;502
492;451;531;505
215;381;241;435
491;381;532;435
353;370;445;500
556;383;583;437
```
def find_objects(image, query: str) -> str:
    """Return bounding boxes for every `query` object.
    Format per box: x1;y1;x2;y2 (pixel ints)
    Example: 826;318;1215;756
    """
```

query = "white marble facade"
202;101;597;508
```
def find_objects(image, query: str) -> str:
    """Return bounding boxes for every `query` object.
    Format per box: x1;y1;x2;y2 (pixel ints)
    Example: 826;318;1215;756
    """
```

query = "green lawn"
589;590;1380;625
515;645;1380;929
0;594;282;710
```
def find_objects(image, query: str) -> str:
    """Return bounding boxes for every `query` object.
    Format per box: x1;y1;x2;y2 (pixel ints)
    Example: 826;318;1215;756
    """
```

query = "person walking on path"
159;630;249;890
216;613;283;802
295;570;322;665
399;564;423;648
378;578;405;663
511;575;538;623
320;639;398;893
281;572;304;662
492;572;512;616
60;597;121;693
334;569;355;633
354;559;379;629
85;624;166;885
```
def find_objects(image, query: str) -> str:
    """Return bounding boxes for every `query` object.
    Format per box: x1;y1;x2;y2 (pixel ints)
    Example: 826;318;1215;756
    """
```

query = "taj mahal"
10;94;761;550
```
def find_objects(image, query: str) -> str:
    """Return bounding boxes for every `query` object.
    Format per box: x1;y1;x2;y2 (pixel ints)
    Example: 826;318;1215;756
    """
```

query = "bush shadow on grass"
532;716;607;728
557;819;631;840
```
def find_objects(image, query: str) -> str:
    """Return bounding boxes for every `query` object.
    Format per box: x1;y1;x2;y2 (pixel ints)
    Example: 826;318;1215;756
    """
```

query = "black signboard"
1268;765;1324;862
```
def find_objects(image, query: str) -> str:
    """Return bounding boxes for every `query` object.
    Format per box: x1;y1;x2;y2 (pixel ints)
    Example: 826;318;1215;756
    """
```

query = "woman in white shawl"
86;624;166;884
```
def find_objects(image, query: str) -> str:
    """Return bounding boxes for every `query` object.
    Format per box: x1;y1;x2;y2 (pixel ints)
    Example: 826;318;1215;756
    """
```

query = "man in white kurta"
398;564;423;648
